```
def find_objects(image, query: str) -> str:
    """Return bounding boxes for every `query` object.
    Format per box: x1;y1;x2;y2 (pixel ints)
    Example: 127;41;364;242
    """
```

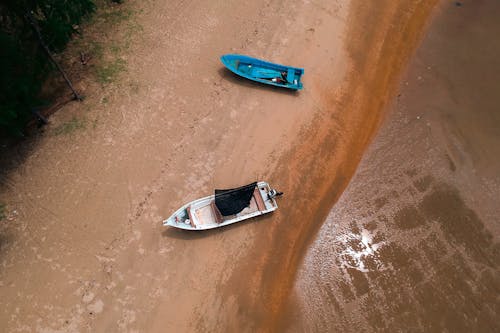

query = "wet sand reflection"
290;0;500;331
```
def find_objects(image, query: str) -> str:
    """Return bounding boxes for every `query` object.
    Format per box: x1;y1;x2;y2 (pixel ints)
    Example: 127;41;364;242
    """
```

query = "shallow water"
289;1;500;331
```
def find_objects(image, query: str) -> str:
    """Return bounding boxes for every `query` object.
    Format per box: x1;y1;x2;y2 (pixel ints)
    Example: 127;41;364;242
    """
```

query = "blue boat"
220;54;304;90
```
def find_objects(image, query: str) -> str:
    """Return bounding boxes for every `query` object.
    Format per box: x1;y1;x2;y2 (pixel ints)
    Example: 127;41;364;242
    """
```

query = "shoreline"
222;0;439;330
289;0;500;330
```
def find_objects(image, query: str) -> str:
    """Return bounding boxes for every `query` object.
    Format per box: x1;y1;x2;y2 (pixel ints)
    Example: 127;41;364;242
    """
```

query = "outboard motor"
268;189;283;200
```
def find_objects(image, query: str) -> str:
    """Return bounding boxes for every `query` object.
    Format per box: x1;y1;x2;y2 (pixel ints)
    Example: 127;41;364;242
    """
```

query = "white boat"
163;181;282;230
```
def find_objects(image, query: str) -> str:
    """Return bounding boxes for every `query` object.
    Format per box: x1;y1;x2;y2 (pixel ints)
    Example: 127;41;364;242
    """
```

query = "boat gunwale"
163;181;278;230
220;54;304;90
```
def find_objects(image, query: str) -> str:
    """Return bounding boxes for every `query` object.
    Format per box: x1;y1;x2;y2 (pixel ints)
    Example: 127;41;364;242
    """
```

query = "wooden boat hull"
163;181;279;230
220;54;304;90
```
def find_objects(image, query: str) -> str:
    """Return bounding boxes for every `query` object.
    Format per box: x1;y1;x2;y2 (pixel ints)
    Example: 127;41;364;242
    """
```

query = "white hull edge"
163;181;280;230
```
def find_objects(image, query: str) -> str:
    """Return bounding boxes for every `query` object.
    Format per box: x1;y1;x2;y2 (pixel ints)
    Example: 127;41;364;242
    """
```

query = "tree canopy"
0;0;95;137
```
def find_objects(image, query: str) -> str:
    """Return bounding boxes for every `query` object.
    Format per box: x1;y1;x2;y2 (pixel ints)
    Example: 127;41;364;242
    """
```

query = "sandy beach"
0;0;498;332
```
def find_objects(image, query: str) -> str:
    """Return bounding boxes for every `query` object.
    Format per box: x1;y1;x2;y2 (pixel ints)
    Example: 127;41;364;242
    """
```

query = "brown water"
288;0;500;331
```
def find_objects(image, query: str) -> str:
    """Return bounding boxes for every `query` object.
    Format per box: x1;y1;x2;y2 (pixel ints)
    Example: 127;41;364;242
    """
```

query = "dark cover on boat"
215;182;257;216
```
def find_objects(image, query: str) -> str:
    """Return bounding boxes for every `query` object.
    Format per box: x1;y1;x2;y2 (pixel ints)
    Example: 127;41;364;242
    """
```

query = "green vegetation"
1;1;142;138
0;203;6;220
87;40;104;59
101;7;133;25
53;117;86;135
65;3;142;87
89;6;142;85
0;0;95;137
95;58;127;84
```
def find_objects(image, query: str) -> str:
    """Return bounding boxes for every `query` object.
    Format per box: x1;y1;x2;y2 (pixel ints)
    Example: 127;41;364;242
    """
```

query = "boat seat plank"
195;204;217;225
186;206;196;228
211;201;223;223
253;188;266;211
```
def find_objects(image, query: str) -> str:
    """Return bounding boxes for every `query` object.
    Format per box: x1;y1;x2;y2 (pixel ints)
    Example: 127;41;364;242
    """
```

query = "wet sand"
225;1;440;331
1;0;490;332
289;0;500;331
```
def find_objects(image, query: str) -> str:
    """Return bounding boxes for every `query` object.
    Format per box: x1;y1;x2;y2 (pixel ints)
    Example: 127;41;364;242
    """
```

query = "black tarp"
215;182;257;216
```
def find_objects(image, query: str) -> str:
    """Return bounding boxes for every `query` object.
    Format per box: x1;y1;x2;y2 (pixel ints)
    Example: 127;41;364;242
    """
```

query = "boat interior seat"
239;63;252;75
186;206;196;228
253;188;266;211
251;67;282;79
286;68;295;83
211;201;224;223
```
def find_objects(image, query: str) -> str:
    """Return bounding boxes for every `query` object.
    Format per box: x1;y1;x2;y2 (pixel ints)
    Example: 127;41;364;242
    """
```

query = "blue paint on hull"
220;54;304;90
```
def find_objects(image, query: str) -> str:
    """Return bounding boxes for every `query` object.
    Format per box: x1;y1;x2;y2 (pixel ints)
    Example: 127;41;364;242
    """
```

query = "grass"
110;43;122;55
101;8;133;25
94;58;127;84
0;203;6;220
68;1;143;87
123;20;143;48
88;41;104;58
53;117;86;135
89;6;142;85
